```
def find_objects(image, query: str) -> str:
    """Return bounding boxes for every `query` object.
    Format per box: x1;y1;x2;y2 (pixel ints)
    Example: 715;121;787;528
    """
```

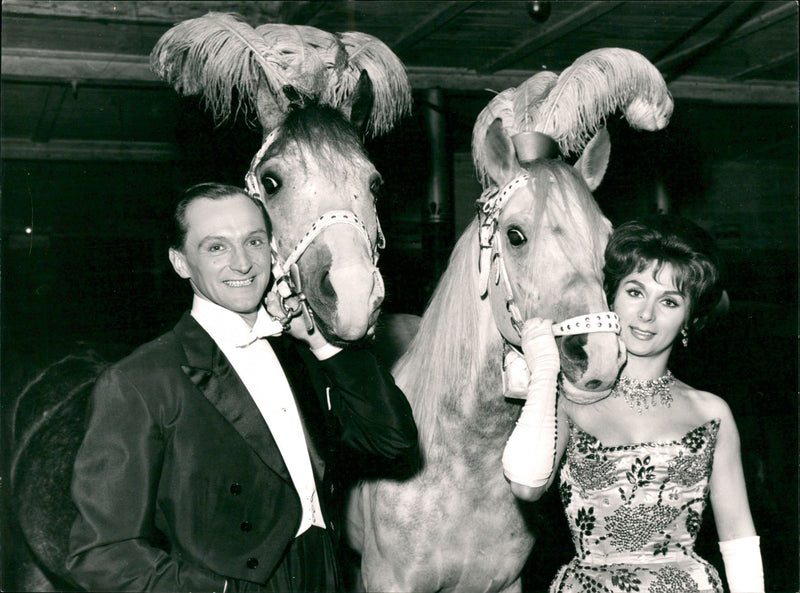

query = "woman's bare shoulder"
674;379;735;424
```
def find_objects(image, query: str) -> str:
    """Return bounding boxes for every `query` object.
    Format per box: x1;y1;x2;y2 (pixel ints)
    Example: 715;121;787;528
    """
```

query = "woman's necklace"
610;370;675;414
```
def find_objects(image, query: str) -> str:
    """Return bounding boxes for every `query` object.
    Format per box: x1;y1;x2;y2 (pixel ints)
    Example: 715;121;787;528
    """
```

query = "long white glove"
719;535;764;593
502;318;560;488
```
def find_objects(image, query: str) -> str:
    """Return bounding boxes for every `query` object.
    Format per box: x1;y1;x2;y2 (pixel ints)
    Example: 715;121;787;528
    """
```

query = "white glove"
502;318;560;488
719;535;764;593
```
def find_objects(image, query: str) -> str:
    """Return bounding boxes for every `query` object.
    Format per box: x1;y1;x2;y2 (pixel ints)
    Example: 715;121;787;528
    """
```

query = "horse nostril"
320;271;335;298
584;379;602;390
561;334;588;361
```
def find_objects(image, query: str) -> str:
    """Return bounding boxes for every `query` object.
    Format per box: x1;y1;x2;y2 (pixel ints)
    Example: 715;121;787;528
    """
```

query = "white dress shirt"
191;295;325;536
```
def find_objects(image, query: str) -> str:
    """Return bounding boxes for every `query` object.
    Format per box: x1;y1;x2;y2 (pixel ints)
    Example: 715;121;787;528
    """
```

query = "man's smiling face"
169;194;271;323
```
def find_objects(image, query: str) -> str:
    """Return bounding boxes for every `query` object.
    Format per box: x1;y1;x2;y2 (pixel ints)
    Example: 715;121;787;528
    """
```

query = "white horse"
348;48;673;592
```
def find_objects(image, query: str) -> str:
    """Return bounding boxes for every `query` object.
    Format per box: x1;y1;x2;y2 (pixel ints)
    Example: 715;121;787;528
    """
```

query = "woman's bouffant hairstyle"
603;215;723;328
169;182;270;250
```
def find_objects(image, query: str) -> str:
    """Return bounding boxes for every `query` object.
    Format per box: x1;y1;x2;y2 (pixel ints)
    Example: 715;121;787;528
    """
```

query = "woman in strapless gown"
501;215;763;593
551;419;722;592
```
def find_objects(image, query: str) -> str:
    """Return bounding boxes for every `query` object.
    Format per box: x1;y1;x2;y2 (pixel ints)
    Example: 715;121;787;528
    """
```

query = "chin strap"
266;210;382;332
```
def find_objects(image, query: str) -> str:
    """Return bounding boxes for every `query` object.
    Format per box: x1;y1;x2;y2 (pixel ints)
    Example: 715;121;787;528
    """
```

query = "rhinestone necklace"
610;370;675;414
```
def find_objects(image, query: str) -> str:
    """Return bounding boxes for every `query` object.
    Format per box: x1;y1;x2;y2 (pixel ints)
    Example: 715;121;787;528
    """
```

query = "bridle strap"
552;313;620;336
244;132;385;332
244;128;280;201
267;209;384;333
478;173;530;297
477;173;620;340
272;210;380;279
494;233;526;336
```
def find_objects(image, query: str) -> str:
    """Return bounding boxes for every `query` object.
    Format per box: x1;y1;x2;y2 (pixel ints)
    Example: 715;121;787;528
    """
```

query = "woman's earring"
681;327;689;347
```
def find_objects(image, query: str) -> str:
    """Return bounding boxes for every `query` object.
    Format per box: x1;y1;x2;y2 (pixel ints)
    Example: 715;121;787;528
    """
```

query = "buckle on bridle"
270;264;315;333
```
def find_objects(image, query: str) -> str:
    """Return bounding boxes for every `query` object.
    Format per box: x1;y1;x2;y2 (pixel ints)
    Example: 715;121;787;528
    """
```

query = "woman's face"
612;261;691;359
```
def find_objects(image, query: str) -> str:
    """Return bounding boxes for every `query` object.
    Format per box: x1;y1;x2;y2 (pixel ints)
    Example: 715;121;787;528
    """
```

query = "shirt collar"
191;295;283;348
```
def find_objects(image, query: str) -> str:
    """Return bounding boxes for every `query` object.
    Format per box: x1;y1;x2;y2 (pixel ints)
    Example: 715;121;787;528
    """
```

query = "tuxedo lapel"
174;312;292;484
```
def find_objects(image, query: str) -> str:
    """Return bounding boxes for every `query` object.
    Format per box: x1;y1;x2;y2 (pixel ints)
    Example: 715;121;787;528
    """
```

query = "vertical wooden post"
421;88;454;284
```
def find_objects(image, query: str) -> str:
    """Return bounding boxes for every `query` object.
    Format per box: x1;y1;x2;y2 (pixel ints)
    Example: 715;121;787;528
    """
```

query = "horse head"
243;75;386;343
475;117;624;400
472;48;674;402
151;14;411;344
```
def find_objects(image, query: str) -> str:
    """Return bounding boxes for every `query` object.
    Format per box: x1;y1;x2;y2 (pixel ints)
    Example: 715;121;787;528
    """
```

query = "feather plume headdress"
150;12;411;137
472;48;673;187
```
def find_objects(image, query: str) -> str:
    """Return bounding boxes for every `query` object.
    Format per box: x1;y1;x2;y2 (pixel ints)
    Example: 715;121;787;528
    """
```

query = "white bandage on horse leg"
719;535;764;593
502;319;560;488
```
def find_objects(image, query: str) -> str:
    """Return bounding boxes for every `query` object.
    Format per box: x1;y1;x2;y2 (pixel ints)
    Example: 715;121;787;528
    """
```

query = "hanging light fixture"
527;1;551;23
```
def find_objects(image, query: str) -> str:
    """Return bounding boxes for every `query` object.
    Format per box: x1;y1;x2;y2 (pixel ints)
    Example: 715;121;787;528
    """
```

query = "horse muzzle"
554;313;626;404
326;264;384;341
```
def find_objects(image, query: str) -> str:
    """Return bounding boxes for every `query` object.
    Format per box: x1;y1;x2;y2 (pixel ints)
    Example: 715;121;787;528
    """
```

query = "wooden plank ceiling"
2;0;798;161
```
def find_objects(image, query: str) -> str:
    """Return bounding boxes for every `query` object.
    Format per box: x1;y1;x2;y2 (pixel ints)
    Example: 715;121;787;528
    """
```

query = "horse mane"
393;159;610;453
264;103;370;173
393;218;496;452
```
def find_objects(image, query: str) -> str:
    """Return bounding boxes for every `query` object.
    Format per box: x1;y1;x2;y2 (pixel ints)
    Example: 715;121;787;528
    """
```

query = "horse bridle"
245;130;385;332
477;172;620;339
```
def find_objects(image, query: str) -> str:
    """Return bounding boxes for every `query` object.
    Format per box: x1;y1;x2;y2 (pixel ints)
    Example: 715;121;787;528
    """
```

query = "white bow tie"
237;316;284;348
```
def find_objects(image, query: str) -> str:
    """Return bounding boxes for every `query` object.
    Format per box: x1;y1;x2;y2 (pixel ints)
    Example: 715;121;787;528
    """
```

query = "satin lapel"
175;313;291;483
266;336;327;484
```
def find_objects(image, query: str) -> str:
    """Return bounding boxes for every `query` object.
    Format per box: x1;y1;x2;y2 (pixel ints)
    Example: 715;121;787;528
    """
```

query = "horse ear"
256;85;287;137
574;127;611;191
482;117;518;185
345;70;375;135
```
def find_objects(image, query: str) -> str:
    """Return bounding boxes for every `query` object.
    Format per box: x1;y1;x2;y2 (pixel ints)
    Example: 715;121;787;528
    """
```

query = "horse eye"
260;175;280;196
369;176;383;197
507;227;527;247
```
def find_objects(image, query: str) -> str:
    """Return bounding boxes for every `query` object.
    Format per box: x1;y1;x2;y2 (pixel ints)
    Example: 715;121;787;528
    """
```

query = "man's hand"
265;292;329;350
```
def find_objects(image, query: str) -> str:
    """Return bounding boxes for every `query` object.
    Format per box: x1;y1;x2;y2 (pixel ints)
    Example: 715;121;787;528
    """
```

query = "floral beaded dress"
550;419;723;593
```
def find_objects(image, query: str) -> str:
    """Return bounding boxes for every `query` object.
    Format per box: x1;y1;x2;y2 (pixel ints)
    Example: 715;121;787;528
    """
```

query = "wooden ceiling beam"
477;1;624;73
1;137;181;162
0;0;286;26
657;2;797;68
653;1;735;63
656;2;790;79
3;48;797;106
390;1;478;54
1;48;158;85
730;50;799;81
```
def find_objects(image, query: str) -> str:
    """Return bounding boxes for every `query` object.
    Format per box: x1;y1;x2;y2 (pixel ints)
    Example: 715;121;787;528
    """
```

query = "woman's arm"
709;398;756;539
503;319;567;501
708;396;763;593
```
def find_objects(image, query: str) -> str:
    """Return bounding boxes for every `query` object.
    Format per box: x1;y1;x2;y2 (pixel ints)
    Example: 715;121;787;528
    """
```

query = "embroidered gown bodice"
550;419;723;593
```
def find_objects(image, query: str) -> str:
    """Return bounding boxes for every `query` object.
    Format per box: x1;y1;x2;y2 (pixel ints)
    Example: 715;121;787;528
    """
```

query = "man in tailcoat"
66;183;418;592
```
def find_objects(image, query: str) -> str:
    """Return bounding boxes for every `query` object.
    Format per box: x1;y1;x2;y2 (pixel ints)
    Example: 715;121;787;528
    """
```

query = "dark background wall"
2;91;797;591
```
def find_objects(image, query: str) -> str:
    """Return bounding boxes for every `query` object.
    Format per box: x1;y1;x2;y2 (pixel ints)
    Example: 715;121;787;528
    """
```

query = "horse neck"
393;221;502;451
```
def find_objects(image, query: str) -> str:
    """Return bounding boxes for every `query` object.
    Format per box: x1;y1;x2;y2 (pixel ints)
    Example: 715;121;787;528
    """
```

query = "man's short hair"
169;182;269;250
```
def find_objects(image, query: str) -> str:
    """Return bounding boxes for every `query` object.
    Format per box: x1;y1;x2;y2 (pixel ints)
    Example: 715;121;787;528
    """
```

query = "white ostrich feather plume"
150;13;411;137
337;31;412;136
150;12;297;123
472;48;673;186
536;48;673;155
